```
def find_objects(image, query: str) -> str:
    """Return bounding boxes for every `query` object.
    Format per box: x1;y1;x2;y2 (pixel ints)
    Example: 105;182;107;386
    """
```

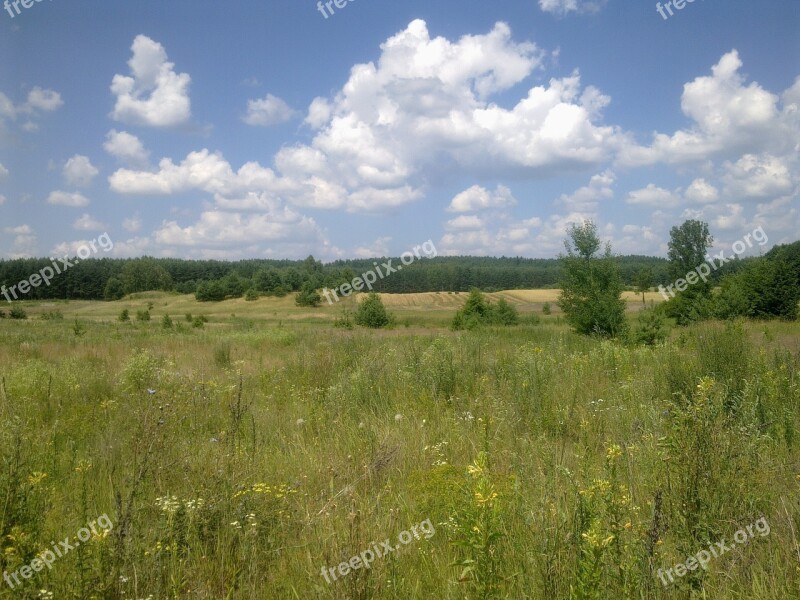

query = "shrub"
542;302;551;315
72;320;87;337
9;307;27;320
295;282;321;307
354;292;391;328
451;289;519;330
40;311;64;321
244;288;259;301
632;306;668;346
136;309;151;322
162;314;173;330
119;309;130;322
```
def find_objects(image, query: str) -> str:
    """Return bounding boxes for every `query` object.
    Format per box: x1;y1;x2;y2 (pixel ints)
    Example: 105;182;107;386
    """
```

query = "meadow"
0;292;798;599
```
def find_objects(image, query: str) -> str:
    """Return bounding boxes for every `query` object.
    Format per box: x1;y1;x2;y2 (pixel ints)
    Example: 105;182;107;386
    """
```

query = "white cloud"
0;195;5;205
619;51;798;166
0;163;7;181
722;153;795;199
305;97;332;129
104;130;150;166
685;178;719;204
556;170;615;212
3;224;36;258
539;0;608;16
63;155;99;187
625;184;682;208
73;213;107;231
243;94;296;126
0;86;63;129
47;191;90;207
445;215;485;229
110;35;192;127
122;214;142;233
448;184;517;213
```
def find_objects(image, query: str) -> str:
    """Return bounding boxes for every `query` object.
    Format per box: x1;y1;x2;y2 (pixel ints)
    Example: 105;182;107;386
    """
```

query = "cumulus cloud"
0;86;63;129
625;184;682;208
448;184;517;213
539;0;608;16
110;35;192;127
47;191;90;207
556;170;615;212
104;130;150;167
3;224;37;258
722;153;795;199
243;94;297;126
685;178;719;204
73;213;107;231
122;214;143;233
63;155;99;187
619;50;798;166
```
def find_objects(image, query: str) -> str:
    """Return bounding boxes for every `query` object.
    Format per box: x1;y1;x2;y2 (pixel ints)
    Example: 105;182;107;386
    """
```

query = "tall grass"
0;317;798;598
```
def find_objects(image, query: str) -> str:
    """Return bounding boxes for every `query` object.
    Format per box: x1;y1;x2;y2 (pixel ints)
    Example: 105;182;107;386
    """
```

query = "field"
1;292;798;599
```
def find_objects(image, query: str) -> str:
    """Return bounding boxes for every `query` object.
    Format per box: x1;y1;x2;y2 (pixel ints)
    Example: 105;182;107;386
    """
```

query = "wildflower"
395;414;403;422
296;418;306;427
606;444;623;461
27;471;48;486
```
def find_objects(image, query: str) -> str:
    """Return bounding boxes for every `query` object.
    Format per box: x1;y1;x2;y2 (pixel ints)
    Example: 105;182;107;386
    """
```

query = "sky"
0;0;798;262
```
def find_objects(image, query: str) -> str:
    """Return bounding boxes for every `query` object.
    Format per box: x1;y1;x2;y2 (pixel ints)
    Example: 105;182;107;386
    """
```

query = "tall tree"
558;220;627;338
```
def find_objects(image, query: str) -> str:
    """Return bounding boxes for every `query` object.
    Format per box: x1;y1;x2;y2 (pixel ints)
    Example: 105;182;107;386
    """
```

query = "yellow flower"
27;472;48;486
606;444;622;461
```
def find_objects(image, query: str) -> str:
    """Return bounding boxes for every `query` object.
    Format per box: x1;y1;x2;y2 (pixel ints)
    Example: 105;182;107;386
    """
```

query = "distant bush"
542;302;551;315
451;289;519;330
136;309;151;322
632;306;668;346
72;319;87;337
295;282;321;307
354;293;392;328
244;288;259;301
162;314;173;330
0;310;5;318
40;310;64;321
9;307;27;320
119;309;130;322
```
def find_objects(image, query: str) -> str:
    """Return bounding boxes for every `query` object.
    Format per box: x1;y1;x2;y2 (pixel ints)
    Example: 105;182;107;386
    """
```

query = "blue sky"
0;0;798;261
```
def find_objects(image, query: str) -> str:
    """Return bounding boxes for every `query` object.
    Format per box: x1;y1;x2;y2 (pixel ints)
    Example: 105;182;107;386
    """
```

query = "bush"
192;316;206;328
451;289;519;330
136;309;151;322
333;307;354;329
104;277;125;301
244;288;259;301
354;292;391;328
542;302;551;315
632;306;668;346
72;319;87;337
0;310;5;318
162;314;174;330
295;282;321;307
195;281;226;302
9;307;27;320
40;311;64;321
119;309;130;322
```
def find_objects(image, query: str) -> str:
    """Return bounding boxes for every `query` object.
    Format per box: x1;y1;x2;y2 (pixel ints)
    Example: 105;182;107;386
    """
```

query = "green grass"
0;294;798;599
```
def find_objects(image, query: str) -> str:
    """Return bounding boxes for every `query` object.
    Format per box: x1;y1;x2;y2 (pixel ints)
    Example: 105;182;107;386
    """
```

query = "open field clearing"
0;295;798;599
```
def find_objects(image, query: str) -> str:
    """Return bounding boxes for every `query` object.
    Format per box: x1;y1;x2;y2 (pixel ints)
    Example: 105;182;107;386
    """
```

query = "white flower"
394;414;403;422
296;418;306;427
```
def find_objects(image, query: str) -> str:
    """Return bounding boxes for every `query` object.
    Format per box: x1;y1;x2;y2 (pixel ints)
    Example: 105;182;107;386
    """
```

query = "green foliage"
294;282;321;307
631;305;668;346
558;221;627;338
39;310;64;321
667;220;713;284
72;319;87;337
542;302;551;315
715;253;800;320
451;289;520;330
161;314;174;330
104;277;126;301
354;292;392;328
119;309;130;322
136;309;151;322
120;258;174;294
332;306;354;329
634;268;653;305
195;280;226;302
244;288;260;302
9;306;27;319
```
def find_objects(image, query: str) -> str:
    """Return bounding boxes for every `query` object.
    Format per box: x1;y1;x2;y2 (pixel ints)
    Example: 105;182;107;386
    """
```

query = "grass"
0;292;798;599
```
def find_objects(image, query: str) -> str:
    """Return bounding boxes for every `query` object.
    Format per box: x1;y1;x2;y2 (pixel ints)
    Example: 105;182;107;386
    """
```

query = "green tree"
558;220;627;338
665;220;714;324
120;258;174;293
634;268;654;305
104;277;126;301
295;281;321;307
354;292;391;328
119;309;130;322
